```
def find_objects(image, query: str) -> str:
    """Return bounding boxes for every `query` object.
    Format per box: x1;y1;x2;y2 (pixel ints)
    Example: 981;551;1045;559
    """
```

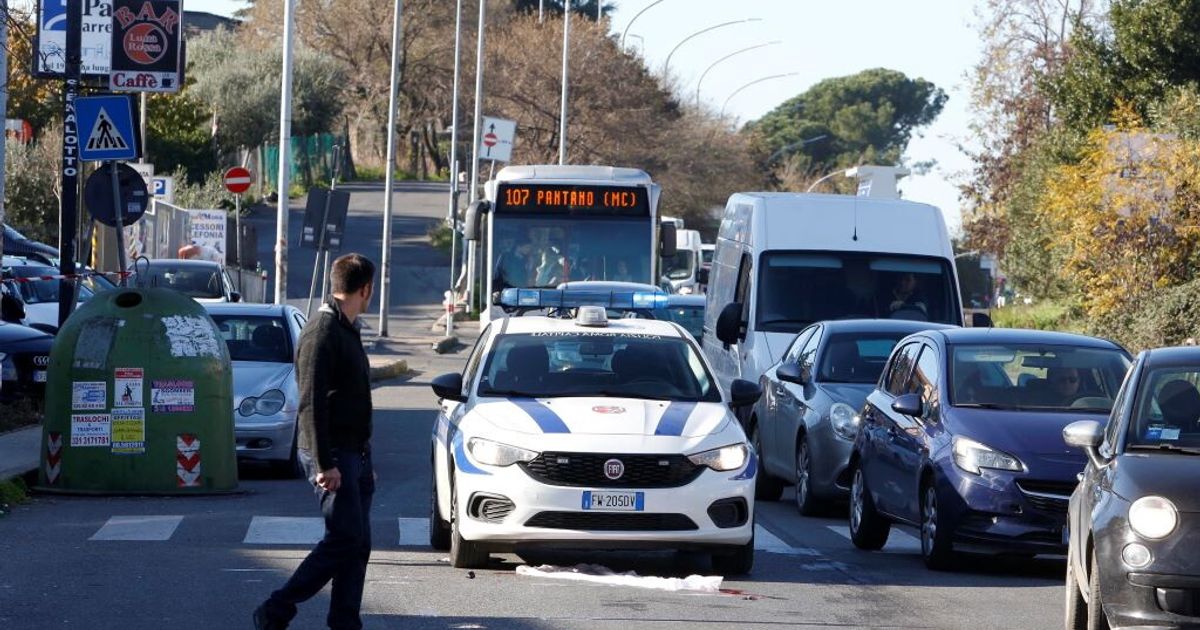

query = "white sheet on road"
515;564;723;593
89;515;183;541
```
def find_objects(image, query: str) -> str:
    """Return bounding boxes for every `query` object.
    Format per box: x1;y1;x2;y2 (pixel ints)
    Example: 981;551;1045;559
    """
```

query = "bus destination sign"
496;184;649;216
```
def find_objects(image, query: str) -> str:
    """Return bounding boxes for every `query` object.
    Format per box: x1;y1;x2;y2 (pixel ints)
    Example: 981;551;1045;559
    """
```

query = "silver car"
203;302;307;477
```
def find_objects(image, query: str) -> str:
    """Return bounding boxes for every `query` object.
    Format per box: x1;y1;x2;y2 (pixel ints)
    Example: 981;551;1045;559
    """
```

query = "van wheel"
448;474;489;569
1065;544;1088;630
849;464;890;550
750;424;783;501
429;459;451;551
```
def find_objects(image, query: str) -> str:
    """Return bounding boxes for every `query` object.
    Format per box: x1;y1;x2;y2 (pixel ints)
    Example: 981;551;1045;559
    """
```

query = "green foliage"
3;132;61;243
168;167;235;211
991;301;1078;332
511;0;612;18
428;223;454;254
353;166;386;182
1090;279;1200;353
0;477;29;512
748;68;947;177
147;92;218;182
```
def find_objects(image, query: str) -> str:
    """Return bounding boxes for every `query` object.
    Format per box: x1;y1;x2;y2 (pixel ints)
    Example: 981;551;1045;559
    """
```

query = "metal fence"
263;133;351;189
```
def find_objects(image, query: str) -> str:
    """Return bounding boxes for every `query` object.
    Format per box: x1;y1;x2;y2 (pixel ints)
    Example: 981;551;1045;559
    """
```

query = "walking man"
255;253;377;630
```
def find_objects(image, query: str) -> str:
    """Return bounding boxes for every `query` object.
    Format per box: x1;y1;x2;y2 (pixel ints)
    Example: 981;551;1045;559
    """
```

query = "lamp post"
378;0;403;337
806;167;853;193
559;1;571;164
695;41;780;108
721;71;798;117
663;18;760;75
447;0;464;302
274;0;296;305
766;135;828;164
621;0;669;49
466;0;488;312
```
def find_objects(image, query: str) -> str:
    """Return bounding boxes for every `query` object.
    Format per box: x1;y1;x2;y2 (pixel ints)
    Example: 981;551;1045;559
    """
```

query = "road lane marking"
243;516;324;545
754;524;820;556
89;515;183;541
398;517;429;547
826;525;922;552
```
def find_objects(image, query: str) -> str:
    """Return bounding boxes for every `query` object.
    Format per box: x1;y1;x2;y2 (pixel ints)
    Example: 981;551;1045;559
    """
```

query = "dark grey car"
754;319;955;513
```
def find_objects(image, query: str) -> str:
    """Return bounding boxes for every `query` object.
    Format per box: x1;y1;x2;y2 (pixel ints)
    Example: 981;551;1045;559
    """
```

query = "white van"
661;229;703;294
702;192;974;422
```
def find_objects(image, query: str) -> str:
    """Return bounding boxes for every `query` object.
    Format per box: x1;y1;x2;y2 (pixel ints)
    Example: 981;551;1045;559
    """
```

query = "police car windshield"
478;333;721;402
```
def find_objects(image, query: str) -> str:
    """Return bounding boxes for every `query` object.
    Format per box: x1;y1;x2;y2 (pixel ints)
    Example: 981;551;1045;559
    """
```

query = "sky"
200;0;982;232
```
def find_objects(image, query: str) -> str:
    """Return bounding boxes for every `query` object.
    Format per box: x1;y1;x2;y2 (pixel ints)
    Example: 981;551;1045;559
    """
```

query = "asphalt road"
0;184;1065;629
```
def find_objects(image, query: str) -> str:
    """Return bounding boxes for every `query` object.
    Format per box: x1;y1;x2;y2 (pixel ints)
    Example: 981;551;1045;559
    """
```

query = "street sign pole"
57;1;83;328
467;0;488;313
109;161;128;285
379;0;403;338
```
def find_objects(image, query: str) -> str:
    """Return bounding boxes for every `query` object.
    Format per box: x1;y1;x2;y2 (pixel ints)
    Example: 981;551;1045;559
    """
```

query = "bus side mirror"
660;221;677;258
464;200;490;241
716;302;744;346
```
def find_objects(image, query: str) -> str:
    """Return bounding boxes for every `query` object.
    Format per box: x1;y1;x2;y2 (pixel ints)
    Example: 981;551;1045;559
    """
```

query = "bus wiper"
1128;443;1200;456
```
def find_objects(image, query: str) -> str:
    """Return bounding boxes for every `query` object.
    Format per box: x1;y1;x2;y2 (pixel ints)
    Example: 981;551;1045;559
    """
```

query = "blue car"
847;328;1131;569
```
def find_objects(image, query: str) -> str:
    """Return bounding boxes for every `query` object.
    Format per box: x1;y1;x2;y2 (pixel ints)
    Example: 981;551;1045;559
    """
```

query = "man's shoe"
253;604;287;630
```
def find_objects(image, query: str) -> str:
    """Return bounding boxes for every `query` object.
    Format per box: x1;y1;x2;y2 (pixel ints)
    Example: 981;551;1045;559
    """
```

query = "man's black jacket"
296;299;373;471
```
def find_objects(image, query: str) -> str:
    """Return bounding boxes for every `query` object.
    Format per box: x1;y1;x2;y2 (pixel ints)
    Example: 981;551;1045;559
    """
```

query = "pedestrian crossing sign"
76;95;139;162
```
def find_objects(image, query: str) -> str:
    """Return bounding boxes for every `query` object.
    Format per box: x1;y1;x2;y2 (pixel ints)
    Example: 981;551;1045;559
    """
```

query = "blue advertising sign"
76;94;139;162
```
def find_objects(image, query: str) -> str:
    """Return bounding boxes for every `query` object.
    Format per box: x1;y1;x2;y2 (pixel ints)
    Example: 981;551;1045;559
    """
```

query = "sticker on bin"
45;432;62;484
177;433;201;487
114;368;144;408
582;491;644;511
152;380;195;413
111;408;146;455
72;381;107;410
71;413;111;447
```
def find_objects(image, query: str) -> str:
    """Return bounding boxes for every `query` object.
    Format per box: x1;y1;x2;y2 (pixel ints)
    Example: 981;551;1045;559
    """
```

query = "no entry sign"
224;167;252;194
479;116;516;163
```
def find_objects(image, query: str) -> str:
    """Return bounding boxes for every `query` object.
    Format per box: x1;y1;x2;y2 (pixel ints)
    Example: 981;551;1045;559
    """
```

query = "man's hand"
316;467;342;492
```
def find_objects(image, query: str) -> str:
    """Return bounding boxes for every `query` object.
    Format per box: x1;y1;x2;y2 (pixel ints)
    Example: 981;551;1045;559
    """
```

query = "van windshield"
756;252;959;333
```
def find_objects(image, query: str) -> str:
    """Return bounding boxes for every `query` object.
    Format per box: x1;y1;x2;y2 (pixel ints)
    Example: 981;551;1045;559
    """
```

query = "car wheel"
1087;550;1111;630
920;483;956;571
848;464;890;550
711;534;754;575
448;472;489;569
429;457;451;551
1065;544;1088;630
750;423;783;501
794;437;826;516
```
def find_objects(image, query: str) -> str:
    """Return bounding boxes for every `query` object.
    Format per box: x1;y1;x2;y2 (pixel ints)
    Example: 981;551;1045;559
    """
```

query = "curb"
369;359;409;382
432;336;459;354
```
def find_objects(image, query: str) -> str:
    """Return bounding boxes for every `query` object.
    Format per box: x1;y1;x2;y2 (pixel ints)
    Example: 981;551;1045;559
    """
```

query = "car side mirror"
431;372;467;403
697;267;710;285
972;312;993;328
1063;420;1106;467
716;302;744;347
230;291;242;303
730;379;761;408
891;393;923;416
777;362;808;386
464;200;490;241
659;221;677;258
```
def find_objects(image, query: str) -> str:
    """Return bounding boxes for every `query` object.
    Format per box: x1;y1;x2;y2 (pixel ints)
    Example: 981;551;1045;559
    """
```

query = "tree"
146;92;217;183
746;68;946;186
511;0;614;19
4;126;62;243
5;12;61;133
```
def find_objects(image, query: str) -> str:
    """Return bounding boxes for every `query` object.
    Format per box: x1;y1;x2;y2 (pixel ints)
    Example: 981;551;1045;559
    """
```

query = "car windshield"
819;333;909;384
756;252;960;333
701;249;714;265
140;265;223;299
477;332;720;402
663;250;695;280
653;305;705;339
210;315;292;363
4;266;107;304
490;217;652;290
1123;368;1200;451
950;344;1130;412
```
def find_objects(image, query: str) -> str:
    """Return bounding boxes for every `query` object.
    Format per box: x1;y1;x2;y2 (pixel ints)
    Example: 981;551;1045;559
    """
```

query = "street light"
378;0;403;336
695;41;781;108
806;167;853;193
274;0;297;304
662;18;760;76
720;71;798;117
621;0;669;49
766;135;827;164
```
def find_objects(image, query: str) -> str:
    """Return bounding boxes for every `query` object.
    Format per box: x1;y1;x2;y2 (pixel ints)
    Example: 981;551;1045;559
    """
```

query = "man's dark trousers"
261;448;375;629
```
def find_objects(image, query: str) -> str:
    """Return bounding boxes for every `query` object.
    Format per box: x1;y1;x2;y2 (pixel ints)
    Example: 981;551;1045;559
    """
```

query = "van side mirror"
972;312;993;328
716;302;744;346
730;379;761;408
891;393;923;416
431;372;467;402
1063;420;1106;467
464;200;490;241
659;221;677;258
777;362;808;386
697;267;710;286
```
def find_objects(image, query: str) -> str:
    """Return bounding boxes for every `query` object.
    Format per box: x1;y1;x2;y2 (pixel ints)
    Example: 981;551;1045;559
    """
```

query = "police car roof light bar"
497;288;669;315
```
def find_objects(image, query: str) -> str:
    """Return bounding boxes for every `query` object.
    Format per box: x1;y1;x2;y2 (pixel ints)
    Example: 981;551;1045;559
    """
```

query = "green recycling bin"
38;287;237;493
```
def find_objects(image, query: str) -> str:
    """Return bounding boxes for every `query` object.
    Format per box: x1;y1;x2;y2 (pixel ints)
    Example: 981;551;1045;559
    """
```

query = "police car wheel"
449;473;490;569
429;459;451;551
711;536;755;575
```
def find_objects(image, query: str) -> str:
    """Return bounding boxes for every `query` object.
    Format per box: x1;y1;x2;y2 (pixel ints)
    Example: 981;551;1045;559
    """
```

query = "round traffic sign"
224;167;252;194
483;133;498;148
84;163;150;228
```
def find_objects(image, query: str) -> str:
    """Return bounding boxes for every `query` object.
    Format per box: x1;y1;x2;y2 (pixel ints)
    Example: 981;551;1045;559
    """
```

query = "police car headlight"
1129;496;1178;540
688;443;748;472
467;438;539;467
830;403;859;441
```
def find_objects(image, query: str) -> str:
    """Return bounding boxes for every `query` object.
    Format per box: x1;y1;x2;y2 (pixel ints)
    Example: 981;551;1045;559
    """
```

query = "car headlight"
830;402;859;441
1129;496;1178;540
952;435;1024;475
467;438;539;467
688;443;749;471
238;389;287;417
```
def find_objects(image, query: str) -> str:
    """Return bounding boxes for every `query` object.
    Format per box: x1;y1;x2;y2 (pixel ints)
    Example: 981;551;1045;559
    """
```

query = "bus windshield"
756;252;959;333
492;217;652;289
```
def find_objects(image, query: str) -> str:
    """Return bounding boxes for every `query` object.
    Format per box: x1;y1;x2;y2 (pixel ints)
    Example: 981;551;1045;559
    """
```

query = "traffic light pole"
57;2;83;327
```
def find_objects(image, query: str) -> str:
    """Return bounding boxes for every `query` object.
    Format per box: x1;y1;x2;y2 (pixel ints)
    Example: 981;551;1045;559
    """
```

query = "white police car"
429;289;762;573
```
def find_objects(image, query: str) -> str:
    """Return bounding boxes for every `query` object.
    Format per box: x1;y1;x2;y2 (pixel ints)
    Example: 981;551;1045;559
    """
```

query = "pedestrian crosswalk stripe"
754;524;820;556
243;516;324;545
826;525;922;552
90;515;183;541
398;517;429;547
